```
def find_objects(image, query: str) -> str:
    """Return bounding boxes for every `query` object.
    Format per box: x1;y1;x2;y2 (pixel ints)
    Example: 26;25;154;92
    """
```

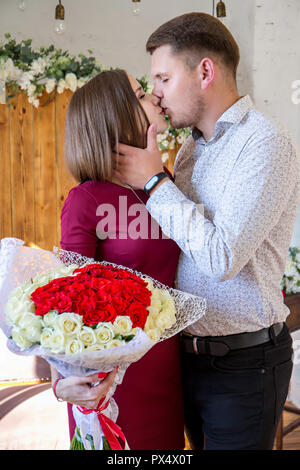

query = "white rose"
146;328;161;342
147;305;161;318
56;312;83;336
9;286;24;301
5;297;26;325
65;72;77;92
18;312;42;342
21;280;42;297
40;327;54;349
113;316;133;336
144;278;154;292
47;328;65;353
159;289;173;303
144;316;155;332
45;78;56;94
65;338;85;355
154;309;175;331
95;323;115;345
78;326;97;346
11;326;33;351
147;290;162;316
42;311;59;328
105;339;126;348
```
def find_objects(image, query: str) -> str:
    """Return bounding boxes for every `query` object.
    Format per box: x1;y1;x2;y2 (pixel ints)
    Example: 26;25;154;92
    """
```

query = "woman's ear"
197;57;215;90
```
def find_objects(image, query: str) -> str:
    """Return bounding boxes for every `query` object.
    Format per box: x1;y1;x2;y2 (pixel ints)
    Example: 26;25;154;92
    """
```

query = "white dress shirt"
146;95;300;336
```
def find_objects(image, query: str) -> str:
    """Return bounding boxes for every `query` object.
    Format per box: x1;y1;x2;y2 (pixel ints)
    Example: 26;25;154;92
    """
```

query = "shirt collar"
192;95;254;141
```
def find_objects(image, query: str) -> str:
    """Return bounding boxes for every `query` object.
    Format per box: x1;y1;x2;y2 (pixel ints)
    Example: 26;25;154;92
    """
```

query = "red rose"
30;263;152;330
128;302;149;329
84;305;117;326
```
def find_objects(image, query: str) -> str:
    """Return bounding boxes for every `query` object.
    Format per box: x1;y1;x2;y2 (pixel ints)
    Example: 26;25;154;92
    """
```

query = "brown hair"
65;69;149;183
146;12;240;79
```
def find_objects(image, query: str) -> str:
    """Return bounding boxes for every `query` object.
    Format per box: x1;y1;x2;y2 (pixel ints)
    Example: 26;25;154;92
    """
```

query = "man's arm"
146;134;297;282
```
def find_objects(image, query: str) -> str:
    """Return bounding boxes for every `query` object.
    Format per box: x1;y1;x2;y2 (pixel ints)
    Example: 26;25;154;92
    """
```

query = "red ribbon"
76;373;127;450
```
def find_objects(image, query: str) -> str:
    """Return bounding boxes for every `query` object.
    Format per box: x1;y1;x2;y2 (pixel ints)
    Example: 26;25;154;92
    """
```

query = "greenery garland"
0;33;191;152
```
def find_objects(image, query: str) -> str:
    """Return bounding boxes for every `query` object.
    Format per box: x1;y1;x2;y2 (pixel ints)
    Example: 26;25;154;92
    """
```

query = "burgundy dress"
60;172;185;450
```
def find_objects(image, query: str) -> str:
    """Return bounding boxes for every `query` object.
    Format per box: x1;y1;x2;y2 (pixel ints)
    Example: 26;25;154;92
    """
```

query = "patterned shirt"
146;95;300;336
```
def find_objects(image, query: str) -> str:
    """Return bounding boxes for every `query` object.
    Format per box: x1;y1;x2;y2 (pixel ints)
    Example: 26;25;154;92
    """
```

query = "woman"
53;69;184;450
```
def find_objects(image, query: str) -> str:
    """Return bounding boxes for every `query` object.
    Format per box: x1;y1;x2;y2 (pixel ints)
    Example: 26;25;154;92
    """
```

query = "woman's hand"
55;367;118;409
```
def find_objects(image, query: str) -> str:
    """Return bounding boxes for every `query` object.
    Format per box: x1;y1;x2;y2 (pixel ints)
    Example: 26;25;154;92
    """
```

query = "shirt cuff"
146;178;180;209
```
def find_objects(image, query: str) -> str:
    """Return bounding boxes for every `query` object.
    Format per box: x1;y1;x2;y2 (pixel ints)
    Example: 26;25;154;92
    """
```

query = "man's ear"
197;57;215;90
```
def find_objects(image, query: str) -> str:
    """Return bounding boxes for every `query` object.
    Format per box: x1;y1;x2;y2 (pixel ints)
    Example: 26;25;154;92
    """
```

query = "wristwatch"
144;172;169;196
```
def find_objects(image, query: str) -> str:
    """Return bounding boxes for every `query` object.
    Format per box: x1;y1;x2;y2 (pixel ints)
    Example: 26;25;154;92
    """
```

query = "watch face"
146;175;158;190
144;172;167;194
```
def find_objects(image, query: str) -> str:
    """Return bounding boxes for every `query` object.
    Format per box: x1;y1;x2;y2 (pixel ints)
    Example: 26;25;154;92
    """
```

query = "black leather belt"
181;322;284;357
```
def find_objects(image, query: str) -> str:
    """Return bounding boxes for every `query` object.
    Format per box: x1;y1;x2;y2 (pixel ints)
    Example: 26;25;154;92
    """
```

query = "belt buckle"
193;337;199;355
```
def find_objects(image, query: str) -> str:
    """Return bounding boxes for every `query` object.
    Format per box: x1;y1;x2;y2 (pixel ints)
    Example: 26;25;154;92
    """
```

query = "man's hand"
113;124;165;190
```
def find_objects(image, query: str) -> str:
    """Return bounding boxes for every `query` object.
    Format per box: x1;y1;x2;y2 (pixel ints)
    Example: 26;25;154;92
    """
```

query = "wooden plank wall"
0;90;178;252
0;90;76;251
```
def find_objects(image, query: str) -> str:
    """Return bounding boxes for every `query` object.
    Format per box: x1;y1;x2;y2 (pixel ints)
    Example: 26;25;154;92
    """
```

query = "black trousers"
181;323;293;450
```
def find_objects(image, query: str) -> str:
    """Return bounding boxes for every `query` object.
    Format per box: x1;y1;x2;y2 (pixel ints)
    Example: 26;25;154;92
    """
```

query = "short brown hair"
146;12;240;79
65;69;149;183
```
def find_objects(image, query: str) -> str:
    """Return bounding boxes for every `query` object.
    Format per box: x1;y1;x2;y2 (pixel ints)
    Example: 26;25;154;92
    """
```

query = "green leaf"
124;334;135;342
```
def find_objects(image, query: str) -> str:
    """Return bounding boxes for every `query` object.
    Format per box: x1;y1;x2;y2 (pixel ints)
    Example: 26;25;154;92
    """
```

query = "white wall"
1;0;300;245
252;0;300;246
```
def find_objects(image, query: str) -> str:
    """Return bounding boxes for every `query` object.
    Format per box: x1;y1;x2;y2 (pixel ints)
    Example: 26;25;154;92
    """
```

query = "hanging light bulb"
216;1;226;18
18;0;27;11
132;0;141;16
54;0;67;35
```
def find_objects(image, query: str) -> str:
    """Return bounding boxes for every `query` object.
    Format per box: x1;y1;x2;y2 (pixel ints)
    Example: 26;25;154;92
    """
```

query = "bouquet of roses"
0;237;206;450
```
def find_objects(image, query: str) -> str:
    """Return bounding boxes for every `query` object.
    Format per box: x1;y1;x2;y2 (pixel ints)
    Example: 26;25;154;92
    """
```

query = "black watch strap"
144;172;169;196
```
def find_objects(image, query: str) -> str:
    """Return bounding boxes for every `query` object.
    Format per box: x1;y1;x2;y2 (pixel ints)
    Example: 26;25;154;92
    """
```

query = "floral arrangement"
0;33;103;107
0;239;206;450
0;34;191;151
281;247;300;295
5;262;176;353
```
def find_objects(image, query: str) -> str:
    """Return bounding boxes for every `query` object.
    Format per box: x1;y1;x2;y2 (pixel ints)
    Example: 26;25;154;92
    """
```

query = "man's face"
151;44;205;129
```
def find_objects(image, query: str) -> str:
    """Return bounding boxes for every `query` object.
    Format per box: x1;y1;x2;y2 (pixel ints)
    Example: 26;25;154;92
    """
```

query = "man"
113;12;300;450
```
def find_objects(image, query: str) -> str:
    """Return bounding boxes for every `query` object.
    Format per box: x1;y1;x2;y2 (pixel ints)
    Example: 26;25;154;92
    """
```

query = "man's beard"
168;95;206;130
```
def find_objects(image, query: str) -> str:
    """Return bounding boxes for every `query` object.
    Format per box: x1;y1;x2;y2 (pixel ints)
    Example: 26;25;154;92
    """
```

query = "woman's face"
127;74;168;134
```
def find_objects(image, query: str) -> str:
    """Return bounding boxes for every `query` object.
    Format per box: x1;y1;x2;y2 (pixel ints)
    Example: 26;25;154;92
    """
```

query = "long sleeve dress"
60;173;185;450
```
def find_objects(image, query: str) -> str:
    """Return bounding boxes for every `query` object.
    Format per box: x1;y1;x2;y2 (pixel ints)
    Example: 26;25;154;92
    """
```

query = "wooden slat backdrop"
0;90;75;251
0;89;178;251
